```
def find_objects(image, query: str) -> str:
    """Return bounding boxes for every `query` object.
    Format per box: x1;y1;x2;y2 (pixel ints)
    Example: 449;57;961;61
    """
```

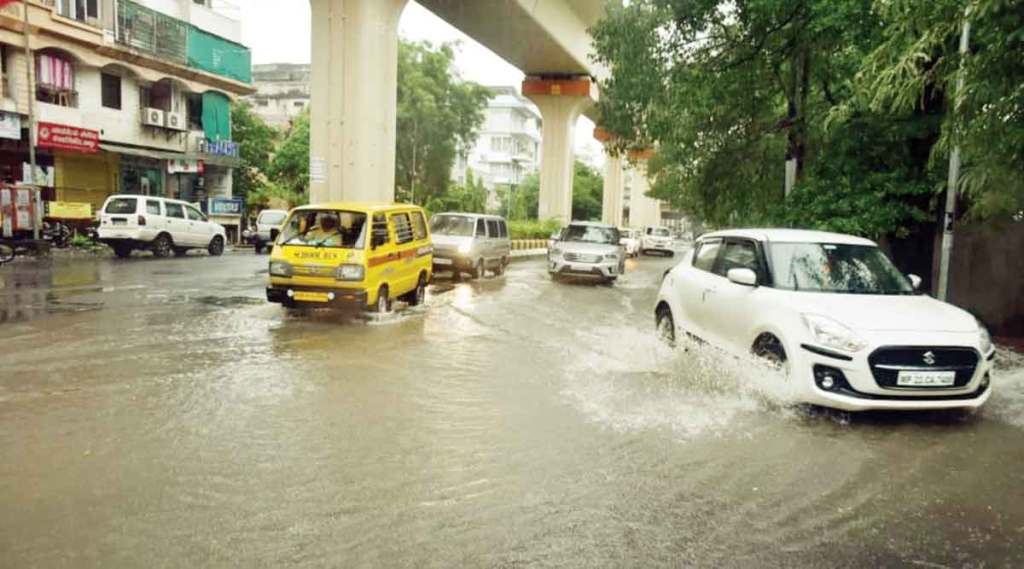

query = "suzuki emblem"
923;351;936;365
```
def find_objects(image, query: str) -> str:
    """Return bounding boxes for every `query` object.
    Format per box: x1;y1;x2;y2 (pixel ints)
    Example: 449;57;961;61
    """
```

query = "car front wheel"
208;236;224;256
656;305;675;346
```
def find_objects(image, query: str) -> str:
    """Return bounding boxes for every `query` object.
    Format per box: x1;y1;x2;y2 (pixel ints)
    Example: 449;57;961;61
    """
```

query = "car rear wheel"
151;234;172;258
208;236;224;256
656;305;675;346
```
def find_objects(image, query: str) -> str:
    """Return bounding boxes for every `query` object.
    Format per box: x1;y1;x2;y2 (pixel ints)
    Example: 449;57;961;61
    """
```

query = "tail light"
138;215;146;226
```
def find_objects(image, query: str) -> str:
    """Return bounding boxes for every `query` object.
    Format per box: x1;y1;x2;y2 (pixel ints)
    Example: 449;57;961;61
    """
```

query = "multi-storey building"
248;63;309;129
0;0;253;240
451;86;541;211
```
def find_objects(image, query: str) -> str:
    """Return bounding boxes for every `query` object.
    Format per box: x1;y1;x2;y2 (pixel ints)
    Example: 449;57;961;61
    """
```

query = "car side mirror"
727;268;758;287
371;228;389;249
908;273;922;290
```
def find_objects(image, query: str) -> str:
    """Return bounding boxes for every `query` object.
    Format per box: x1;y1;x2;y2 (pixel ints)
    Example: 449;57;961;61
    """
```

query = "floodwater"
1;251;1023;568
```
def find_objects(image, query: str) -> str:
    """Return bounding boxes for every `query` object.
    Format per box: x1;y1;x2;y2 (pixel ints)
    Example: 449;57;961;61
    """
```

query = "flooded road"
2;252;1024;568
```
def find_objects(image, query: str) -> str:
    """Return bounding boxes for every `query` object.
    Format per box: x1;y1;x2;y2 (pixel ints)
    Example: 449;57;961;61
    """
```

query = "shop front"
208;196;243;244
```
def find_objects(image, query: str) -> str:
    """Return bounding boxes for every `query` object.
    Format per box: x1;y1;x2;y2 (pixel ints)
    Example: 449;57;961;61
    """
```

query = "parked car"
641;225;674;256
429;213;510;279
619;227;641;257
548;222;625;283
97;195;226;258
654;228;995;412
244;209;287;253
266;202;432;312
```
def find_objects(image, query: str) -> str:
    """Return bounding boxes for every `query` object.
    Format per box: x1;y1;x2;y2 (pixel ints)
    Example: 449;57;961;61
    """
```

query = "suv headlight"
335;264;365;281
801;313;867;353
604;253;619;261
978;320;993;354
550;246;562;256
269;260;293;277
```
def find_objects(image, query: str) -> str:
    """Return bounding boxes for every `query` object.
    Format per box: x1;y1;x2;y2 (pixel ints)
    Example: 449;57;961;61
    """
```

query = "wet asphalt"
1;248;1023;568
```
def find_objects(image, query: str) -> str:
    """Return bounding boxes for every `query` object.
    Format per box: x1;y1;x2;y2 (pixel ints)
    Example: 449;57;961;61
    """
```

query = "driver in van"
306;213;341;246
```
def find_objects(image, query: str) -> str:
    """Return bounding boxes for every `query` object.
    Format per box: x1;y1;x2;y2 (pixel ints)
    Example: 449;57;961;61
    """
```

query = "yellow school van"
266;202;433;312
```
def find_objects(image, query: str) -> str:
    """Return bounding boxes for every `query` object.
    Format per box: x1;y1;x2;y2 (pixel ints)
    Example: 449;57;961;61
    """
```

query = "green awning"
202;91;231;142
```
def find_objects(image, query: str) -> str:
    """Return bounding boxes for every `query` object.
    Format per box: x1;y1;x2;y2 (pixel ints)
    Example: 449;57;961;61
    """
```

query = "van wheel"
471;258;484;279
494;258;506;276
208;236;224;256
173;247;188;257
405;274;427;306
113;244;133;258
151;234;172;258
374;285;392;313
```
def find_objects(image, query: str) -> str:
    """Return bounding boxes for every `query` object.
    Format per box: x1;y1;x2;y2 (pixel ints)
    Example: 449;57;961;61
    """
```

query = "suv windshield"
430;215;474;237
769;243;913;294
652;228;670;237
562;225;619;245
105;198;137;214
259;211;286;226
280;210;367;249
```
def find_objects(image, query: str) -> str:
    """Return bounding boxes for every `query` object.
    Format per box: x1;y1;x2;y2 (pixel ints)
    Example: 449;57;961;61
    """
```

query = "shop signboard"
46;201;92;219
0;112;21;141
197;137;240;158
36;122;99;153
208;197;242;217
168;159;204;174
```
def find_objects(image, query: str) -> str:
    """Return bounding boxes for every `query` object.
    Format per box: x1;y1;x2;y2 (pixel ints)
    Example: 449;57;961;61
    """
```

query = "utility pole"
937;11;971;301
22;0;39;239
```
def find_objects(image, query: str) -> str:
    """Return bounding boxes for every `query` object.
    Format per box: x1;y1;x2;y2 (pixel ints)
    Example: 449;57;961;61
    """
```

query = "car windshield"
768;242;913;294
105;198;137;214
652;228;670;237
259;211;286;225
562;225;619;245
279;210;367;249
431;215;474;237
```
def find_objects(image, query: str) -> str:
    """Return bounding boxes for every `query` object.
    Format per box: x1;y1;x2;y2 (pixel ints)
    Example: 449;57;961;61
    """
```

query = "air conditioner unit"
142;108;165;127
165;112;186;131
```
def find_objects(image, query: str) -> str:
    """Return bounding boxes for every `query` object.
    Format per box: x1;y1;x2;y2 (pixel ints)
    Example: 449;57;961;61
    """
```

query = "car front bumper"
548;257;621;278
266;284;368;308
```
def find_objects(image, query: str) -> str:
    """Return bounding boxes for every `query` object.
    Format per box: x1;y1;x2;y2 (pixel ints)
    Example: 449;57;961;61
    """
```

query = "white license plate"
433;258;452;266
897;370;956;387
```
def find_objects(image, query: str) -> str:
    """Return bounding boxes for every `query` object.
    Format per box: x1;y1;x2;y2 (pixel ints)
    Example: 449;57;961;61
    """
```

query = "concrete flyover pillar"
594;126;625;227
309;0;408;204
627;149;661;228
522;76;596;224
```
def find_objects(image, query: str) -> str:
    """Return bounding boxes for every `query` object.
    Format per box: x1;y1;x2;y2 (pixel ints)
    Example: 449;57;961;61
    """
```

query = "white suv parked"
98;195;227;258
655;229;995;412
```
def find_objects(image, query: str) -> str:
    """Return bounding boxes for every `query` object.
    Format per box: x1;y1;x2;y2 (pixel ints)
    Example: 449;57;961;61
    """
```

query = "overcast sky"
237;1;599;160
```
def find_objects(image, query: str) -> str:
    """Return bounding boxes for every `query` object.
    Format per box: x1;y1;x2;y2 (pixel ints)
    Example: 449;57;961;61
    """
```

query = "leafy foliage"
498;161;604;222
267;111;310;201
507;218;563;240
230;101;277;201
424;169;487;213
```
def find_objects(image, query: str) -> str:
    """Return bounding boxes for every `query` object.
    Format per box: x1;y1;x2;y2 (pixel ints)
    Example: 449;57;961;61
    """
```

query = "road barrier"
510;239;548;251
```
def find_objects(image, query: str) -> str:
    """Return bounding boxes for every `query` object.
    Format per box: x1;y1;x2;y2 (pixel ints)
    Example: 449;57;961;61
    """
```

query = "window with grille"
391;213;414;245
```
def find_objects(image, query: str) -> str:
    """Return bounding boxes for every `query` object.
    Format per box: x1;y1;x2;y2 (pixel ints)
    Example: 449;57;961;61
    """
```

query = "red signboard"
36;122;99;153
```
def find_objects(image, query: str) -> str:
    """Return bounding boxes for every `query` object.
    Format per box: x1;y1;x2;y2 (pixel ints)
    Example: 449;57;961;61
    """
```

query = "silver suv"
548;222;625;283
430;213;511;279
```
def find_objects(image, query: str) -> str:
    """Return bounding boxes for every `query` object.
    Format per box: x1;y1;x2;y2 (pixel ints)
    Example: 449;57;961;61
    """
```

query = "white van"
97;195;227;258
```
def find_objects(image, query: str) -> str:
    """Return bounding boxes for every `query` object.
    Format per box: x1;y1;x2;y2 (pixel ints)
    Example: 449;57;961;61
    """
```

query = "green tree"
499;172;539;220
572;161;603;221
396;40;492;206
268;111;310;199
230;101;277;200
424;169;488;213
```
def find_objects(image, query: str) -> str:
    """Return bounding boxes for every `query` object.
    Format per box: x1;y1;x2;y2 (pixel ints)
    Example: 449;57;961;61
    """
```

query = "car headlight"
604;253;618;261
269;260;293;277
458;242;472;254
335;264;364;281
801;313;867;353
978;320;993;354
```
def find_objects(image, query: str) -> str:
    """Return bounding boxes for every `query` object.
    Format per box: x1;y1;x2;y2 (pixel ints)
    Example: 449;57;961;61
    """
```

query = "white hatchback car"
655;229;995;412
98;195;227;258
641;226;674;256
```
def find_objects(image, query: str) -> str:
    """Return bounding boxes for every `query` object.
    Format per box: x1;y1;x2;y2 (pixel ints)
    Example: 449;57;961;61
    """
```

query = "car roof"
291;202;423;213
106;195;190;206
700;228;876;246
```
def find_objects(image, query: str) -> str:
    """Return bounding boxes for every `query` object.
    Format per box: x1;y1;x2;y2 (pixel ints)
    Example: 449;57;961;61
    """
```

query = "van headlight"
801;313;867;353
978;320;993;354
335;264;364;281
269;260;293;277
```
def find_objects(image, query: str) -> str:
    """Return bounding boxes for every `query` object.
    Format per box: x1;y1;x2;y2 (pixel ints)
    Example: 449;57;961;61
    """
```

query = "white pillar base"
601;152;625;226
628;158;662;228
309;0;408;204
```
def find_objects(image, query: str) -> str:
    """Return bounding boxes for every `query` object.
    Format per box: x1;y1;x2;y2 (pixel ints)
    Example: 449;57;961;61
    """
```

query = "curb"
510;239;548;251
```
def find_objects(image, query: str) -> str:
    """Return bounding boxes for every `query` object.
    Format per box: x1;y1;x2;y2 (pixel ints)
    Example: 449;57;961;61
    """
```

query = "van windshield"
105;198;137;214
280;210;367;249
431;215;474;237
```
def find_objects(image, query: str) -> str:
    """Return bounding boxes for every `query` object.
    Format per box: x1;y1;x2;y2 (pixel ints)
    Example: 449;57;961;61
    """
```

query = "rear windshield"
105;198;138;214
258;211;287;225
280;210;367;249
431;214;475;237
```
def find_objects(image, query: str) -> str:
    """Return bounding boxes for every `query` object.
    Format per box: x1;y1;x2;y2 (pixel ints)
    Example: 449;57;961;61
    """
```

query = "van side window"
693;238;723;272
165;203;185;219
498;220;508;238
410;211;428;241
476;218;487;237
372;213;389;245
486;219;499;238
391;213;414;245
146;200;161;215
